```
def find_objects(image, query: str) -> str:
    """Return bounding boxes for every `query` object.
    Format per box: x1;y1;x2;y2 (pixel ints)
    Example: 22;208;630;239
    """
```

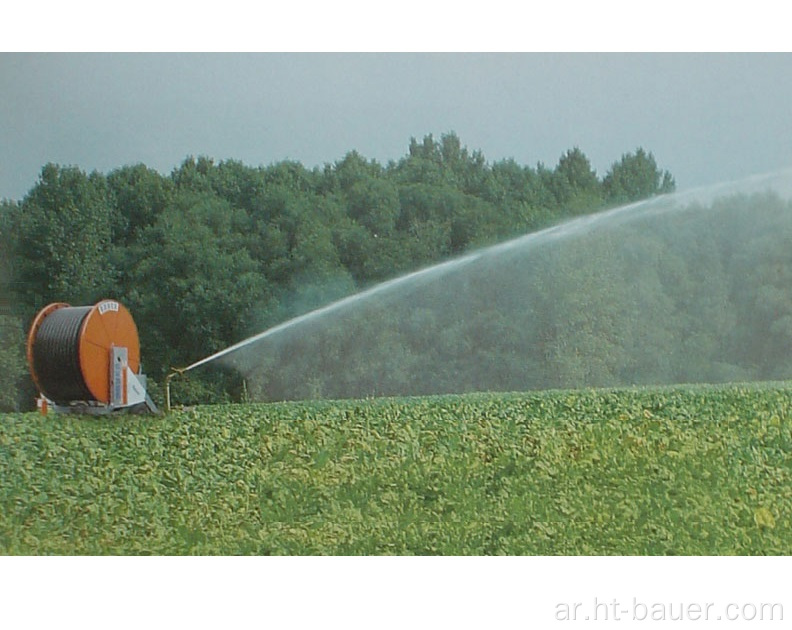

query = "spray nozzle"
165;367;187;412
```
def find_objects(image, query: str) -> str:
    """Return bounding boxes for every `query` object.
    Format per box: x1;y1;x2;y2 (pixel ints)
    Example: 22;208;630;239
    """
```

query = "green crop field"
1;383;791;555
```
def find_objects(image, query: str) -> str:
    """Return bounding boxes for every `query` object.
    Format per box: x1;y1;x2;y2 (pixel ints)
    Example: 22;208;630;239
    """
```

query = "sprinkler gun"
165;367;187;412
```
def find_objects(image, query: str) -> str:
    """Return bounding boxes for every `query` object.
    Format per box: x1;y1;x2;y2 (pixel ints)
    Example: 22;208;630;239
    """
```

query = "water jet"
174;169;792;403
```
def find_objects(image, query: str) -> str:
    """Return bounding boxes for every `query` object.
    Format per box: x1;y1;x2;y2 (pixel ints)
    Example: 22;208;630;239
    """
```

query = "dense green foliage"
1;383;790;555
238;189;792;401
0;135;674;409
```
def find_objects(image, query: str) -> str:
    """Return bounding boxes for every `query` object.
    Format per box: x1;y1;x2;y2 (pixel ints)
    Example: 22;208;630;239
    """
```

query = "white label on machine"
99;301;120;314
111;346;127;406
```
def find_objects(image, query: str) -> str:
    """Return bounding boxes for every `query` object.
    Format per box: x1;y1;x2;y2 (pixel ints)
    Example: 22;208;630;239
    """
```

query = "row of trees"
237;190;792;401
0;134;675;409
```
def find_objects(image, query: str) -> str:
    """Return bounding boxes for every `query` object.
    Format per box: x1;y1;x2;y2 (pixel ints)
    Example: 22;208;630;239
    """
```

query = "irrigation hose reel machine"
27;299;158;415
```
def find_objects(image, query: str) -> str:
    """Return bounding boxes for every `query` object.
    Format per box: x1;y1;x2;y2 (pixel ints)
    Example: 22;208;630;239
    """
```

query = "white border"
4;1;789;52
2;556;790;628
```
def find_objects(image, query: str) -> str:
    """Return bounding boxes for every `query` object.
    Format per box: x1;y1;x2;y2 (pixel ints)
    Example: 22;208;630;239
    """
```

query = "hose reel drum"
27;299;158;414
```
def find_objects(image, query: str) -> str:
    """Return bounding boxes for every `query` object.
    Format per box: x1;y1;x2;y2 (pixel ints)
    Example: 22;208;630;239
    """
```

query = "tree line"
241;188;792;402
0;133;675;410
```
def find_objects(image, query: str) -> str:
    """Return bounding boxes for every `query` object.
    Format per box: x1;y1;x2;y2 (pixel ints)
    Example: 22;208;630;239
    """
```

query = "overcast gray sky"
2;53;792;201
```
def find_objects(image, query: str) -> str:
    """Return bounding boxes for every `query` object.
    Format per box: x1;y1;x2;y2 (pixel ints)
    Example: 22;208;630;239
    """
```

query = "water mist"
183;169;792;401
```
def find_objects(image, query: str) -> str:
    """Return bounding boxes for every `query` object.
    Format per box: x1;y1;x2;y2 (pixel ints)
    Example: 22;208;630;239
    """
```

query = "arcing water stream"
180;169;792;401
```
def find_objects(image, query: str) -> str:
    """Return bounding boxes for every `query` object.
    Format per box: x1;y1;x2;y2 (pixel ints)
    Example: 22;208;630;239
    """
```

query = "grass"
1;382;791;554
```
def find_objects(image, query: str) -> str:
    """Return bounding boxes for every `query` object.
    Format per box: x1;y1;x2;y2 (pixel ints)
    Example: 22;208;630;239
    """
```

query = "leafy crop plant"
2;383;791;555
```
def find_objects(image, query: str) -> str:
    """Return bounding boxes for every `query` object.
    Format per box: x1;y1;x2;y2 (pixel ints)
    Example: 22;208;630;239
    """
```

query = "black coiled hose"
31;306;94;403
